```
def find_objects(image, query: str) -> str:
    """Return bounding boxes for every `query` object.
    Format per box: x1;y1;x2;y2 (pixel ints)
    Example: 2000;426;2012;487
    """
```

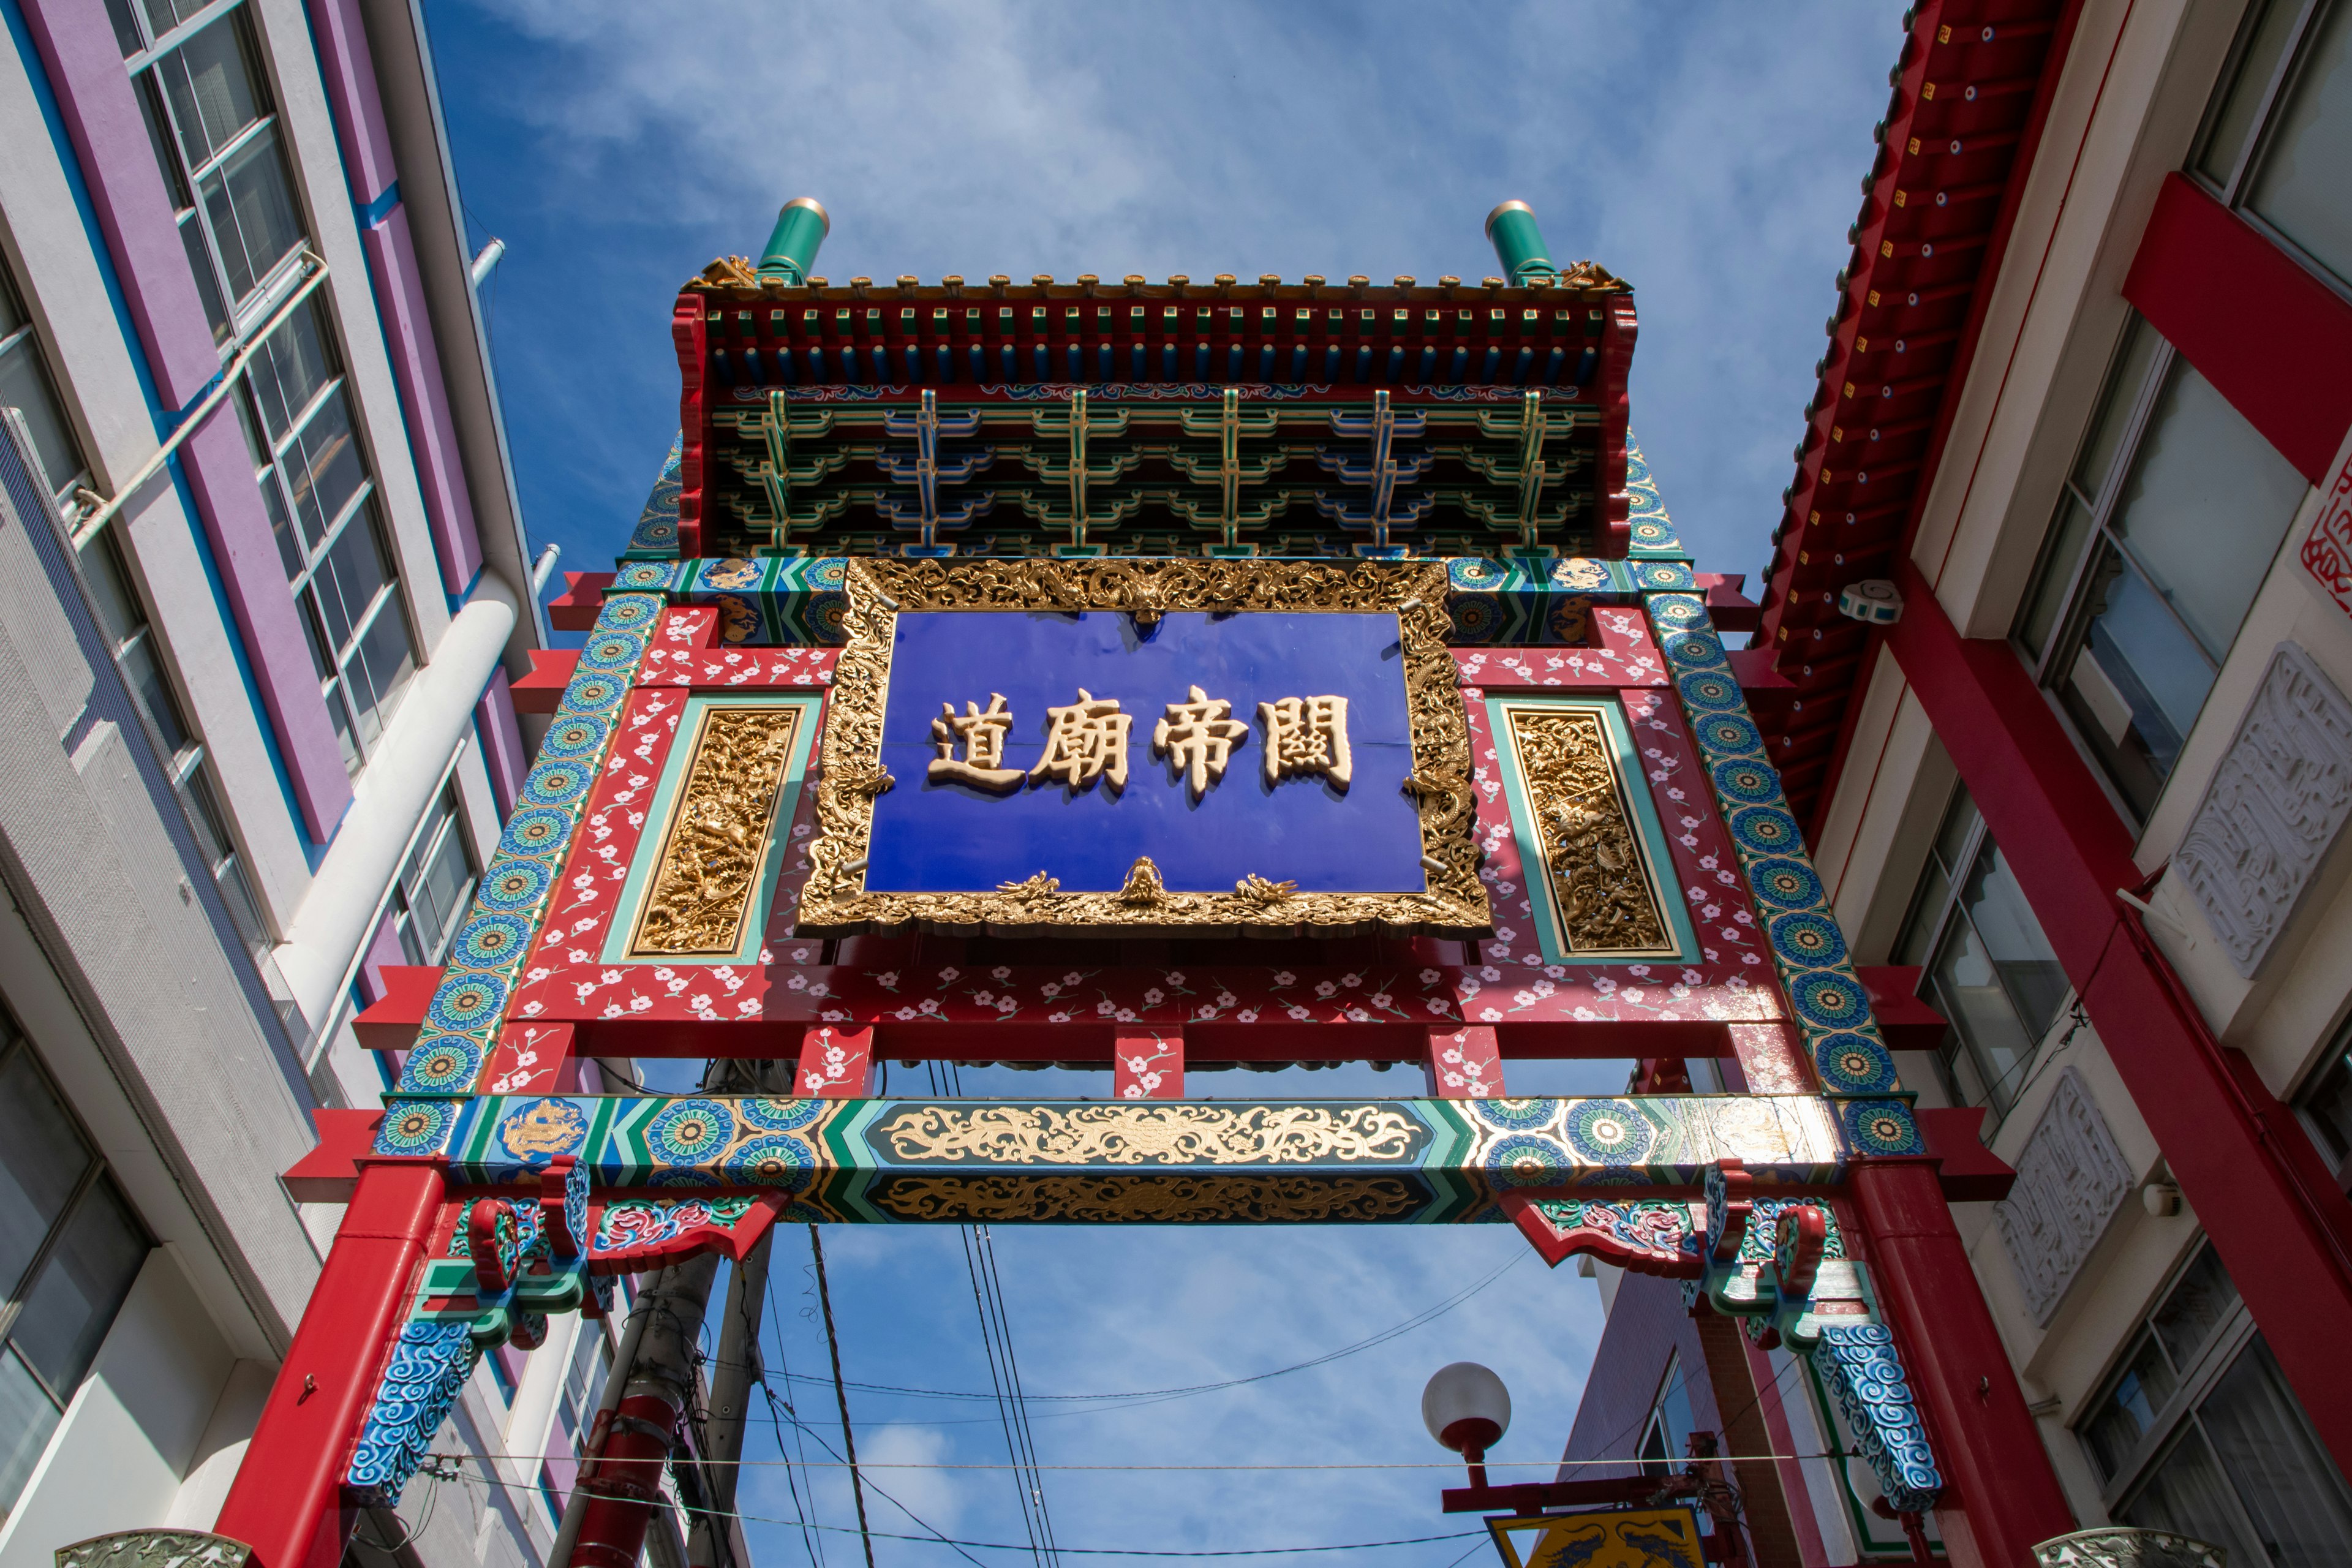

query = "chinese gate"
195;202;2076;1568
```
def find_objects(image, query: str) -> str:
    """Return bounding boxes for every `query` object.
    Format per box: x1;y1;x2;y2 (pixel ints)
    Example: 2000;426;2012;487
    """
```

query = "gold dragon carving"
866;1174;1427;1224
872;1102;1429;1166
1503;706;1672;956
629;706;801;955
796;558;1491;937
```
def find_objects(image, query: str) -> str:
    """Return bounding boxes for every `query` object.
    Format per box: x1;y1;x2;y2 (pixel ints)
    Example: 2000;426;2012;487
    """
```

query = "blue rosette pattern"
1643;590;1919;1154
389;592;662;1104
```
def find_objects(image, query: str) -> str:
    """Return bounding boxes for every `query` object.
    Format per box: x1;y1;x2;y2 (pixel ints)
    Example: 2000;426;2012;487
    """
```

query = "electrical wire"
762;1266;828;1568
810;1223;879;1568
766;1250;1527;1418
450;1469;1492;1558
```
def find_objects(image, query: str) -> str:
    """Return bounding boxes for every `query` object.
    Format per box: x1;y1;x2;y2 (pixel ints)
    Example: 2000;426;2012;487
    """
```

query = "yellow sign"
1485;1507;1707;1568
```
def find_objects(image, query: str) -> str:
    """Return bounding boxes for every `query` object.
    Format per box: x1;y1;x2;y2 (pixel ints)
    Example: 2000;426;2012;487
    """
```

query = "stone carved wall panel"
1996;1069;2135;1324
2176;642;2352;978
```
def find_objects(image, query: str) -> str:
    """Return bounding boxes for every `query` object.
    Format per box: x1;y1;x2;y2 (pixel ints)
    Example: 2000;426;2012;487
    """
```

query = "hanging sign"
794;560;1491;937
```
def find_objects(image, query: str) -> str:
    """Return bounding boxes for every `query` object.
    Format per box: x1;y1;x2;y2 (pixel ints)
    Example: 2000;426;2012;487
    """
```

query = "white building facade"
0;1;618;1562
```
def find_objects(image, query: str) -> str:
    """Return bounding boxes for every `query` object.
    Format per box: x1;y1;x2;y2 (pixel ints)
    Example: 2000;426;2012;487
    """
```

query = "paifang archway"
196;211;2072;1568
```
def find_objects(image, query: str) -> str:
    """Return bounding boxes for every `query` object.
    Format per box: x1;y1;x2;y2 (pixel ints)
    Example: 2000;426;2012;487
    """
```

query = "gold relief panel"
1490;697;1684;962
870;1101;1432;1167
866;1174;1430;1224
796;559;1491;938
627;703;805;957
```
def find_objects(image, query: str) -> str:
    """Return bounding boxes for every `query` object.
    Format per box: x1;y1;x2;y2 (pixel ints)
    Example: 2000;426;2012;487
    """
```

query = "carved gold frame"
795;559;1493;938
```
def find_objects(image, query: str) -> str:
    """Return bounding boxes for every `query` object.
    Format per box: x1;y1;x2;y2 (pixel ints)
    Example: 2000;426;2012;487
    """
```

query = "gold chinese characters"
1153;685;1248;797
926;687;1352;797
1259;695;1352;792
929;693;1023;792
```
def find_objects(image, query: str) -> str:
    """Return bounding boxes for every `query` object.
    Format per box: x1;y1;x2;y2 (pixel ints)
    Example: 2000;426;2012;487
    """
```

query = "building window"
2293;1014;2352;1189
2011;317;2308;820
112;0;306;342
0;263;88;507
556;1327;611;1452
1637;1354;1698;1482
75;529;272;957
1892;782;2069;1121
391;786;475;967
2194;0;2352;297
2081;1245;2352;1565
0;1017;153;1525
237;299;417;774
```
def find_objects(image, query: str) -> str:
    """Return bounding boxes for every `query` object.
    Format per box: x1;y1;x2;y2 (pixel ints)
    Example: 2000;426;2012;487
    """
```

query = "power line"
451;1470;1493;1558
810;1224;878;1568
772;1251;1528;1414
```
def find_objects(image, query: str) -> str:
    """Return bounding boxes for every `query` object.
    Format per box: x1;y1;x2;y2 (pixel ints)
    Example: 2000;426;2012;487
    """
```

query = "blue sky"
418;2;1896;1560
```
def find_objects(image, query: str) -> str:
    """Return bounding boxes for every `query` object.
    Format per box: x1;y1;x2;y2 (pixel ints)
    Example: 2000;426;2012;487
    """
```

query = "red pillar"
1424;1024;1502;1096
214;1161;446;1568
1114;1026;1183;1098
1849;1159;2074;1568
797;1022;874;1096
1887;562;2352;1472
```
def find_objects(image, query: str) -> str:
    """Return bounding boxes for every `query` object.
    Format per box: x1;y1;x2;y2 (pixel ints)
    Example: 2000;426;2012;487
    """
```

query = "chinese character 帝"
1258;695;1352;791
1029;688;1131;793
1152;684;1248;797
929;693;1024;792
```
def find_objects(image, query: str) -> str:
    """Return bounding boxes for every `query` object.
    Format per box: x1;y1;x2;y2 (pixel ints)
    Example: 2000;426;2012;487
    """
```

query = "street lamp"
1422;1362;1511;1489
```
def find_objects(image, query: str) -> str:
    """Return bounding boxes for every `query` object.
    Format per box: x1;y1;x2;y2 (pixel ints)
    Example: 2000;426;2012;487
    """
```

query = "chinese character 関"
1258;695;1352;791
928;693;1025;792
1152;684;1250;798
1029;688;1131;793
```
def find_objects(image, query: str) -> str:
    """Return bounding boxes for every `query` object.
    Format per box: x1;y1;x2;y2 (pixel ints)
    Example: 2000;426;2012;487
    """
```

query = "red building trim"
2124;172;2352;485
1883;560;2352;1476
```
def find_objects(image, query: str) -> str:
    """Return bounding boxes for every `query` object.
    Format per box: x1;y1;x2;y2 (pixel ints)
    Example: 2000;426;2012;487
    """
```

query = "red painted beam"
214;1162;446;1568
1850;1159;2075;1568
548;571;617;631
352;965;442;1053
1916;1107;2015;1205
513;647;581;713
1856;965;1947;1053
555;1015;1755;1063
1695;573;1761;634
282;1109;385;1204
1885;559;2352;1476
2125;172;2352;484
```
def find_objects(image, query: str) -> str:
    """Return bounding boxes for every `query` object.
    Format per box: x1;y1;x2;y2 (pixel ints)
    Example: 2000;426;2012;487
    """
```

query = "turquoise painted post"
758;197;831;284
1484;201;1559;285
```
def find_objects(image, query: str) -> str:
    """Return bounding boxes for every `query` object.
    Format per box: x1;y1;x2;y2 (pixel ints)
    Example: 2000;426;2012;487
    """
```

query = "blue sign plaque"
865;611;1426;893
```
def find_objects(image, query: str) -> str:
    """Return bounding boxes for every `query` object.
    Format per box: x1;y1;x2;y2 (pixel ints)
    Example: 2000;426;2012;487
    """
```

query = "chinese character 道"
929;693;1025;792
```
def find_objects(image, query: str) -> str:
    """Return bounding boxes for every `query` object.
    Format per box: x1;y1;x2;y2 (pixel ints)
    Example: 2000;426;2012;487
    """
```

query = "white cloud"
441;0;1893;577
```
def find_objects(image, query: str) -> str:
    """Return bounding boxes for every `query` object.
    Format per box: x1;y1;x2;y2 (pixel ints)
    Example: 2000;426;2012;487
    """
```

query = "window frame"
390;785;478;968
2008;307;2309;824
1893;782;2066;1121
119;1;312;346
2187;0;2352;305
0;263;91;508
2077;1243;2352;1553
0;1022;155;1478
234;298;417;775
2290;1012;2352;1190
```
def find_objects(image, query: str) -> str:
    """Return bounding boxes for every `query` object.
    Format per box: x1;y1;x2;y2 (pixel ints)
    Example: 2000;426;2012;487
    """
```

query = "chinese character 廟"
1029;688;1131;793
1258;695;1352;791
929;693;1024;792
1152;684;1249;797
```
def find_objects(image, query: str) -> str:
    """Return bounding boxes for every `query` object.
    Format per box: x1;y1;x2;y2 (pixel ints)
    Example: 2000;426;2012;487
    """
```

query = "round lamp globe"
1421;1361;1511;1455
